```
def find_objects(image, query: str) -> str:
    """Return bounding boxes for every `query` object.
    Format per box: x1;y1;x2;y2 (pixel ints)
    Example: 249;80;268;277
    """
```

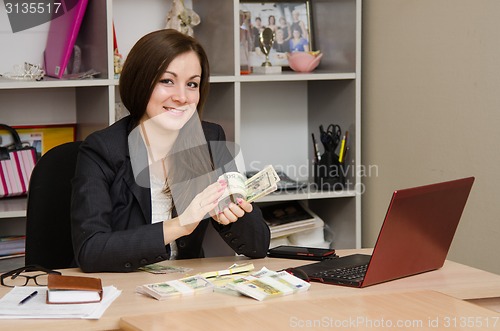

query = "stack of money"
215;165;280;214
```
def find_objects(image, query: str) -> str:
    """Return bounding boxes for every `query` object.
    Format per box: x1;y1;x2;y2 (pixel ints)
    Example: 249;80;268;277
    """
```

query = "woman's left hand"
212;198;253;226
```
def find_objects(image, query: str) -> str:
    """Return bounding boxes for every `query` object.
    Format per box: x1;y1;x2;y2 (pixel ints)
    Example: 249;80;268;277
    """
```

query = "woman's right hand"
163;179;227;244
178;179;227;230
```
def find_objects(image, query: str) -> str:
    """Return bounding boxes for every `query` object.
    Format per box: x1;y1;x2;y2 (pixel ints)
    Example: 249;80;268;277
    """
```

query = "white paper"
0;285;121;319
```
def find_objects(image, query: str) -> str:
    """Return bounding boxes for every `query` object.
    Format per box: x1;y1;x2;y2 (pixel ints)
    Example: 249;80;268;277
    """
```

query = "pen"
18;290;38;305
311;133;321;162
338;134;346;163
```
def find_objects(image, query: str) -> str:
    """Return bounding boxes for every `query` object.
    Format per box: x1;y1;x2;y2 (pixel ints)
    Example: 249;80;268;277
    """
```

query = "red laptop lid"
362;177;474;287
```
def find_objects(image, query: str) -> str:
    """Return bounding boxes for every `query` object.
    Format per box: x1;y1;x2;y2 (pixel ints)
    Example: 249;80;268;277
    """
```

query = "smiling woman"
70;29;271;273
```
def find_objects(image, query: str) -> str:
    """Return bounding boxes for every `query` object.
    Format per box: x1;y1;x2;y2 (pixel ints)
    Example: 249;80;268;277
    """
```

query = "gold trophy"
253;27;282;74
259;27;274;67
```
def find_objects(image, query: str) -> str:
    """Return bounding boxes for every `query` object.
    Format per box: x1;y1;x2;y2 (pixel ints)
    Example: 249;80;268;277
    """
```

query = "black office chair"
25;141;82;269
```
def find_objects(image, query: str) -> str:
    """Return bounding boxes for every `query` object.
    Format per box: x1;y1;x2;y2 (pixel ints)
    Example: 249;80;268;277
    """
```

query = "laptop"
293;177;475;287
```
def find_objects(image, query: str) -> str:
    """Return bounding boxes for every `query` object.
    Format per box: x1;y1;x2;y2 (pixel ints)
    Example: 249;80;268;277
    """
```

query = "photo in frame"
240;1;313;70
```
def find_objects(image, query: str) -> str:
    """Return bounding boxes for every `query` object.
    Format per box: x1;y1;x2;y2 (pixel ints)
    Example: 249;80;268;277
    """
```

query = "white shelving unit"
0;0;361;263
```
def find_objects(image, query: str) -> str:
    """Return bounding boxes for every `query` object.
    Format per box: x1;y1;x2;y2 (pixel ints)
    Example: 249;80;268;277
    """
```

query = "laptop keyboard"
311;264;368;282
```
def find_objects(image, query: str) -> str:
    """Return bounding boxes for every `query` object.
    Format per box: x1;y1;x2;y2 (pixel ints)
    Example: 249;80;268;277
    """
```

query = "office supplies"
314;151;345;190
18;290;37;305
0;285;121;319
319;124;341;152
311;133;321;163
315;123;346;190
338;131;349;163
44;0;89;78
338;134;346;163
47;274;103;304
340;131;349;163
293;177;475;287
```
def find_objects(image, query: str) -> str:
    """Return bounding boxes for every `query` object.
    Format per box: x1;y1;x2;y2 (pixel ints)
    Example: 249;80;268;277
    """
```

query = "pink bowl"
287;52;323;73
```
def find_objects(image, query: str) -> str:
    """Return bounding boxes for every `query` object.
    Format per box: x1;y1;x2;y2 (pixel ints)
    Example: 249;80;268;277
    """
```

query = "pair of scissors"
319;124;341;152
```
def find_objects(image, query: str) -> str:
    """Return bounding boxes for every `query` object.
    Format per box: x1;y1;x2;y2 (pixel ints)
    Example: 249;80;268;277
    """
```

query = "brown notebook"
46;274;103;304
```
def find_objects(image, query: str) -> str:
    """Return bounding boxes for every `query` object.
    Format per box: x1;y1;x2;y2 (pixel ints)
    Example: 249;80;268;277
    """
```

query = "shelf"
258;189;357;203
0;77;113;90
209;75;237;83
238;71;356;82
0;198;27;219
112;73;354;85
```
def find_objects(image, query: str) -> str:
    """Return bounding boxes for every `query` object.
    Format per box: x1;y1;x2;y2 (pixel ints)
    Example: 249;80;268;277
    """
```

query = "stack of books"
261;201;323;239
0;235;25;259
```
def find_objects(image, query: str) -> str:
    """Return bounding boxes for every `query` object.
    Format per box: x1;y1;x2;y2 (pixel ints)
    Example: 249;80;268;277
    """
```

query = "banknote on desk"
215;165;280;214
138;264;193;275
199;262;255;278
198;262;254;296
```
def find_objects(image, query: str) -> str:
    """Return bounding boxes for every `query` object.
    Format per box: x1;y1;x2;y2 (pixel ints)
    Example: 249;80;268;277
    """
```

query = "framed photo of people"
239;1;313;69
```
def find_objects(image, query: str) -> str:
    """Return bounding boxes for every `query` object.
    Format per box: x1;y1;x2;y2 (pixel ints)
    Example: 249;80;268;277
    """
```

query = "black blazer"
71;116;270;272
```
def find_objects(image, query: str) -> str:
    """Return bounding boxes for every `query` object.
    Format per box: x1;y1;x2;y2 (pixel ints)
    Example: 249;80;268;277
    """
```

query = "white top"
150;173;178;260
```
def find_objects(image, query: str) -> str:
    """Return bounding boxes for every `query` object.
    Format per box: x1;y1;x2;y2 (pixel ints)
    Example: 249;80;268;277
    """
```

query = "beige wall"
361;0;500;274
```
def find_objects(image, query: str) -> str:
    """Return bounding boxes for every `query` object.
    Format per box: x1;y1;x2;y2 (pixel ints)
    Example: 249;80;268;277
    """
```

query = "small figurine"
114;48;123;78
165;0;200;36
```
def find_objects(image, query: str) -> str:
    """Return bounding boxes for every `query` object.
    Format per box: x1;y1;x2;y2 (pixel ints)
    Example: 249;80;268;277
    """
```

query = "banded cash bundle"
215;165;280;213
224;267;311;301
136;275;213;300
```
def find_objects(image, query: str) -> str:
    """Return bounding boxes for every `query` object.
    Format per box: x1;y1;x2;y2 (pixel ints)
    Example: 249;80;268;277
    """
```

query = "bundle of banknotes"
215;165;280;214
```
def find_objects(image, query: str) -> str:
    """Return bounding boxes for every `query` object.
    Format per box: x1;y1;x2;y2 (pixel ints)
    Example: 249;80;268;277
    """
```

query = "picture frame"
0;124;76;159
239;0;313;70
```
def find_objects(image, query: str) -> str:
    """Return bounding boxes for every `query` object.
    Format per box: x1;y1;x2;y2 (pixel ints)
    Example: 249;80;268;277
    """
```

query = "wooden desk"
120;290;500;331
1;249;499;331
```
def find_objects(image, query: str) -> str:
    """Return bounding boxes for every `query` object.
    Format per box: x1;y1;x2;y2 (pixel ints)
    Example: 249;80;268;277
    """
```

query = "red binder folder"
44;0;89;79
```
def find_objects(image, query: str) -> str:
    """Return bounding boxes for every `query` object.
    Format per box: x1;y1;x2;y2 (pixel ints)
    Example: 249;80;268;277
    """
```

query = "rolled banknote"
215;172;247;214
215;165;280;214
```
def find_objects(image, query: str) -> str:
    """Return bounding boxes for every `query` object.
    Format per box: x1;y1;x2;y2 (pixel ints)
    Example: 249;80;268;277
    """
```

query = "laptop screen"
362;177;474;287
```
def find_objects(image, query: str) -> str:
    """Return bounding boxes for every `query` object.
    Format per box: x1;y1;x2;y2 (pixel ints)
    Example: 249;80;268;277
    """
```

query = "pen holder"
314;152;345;190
